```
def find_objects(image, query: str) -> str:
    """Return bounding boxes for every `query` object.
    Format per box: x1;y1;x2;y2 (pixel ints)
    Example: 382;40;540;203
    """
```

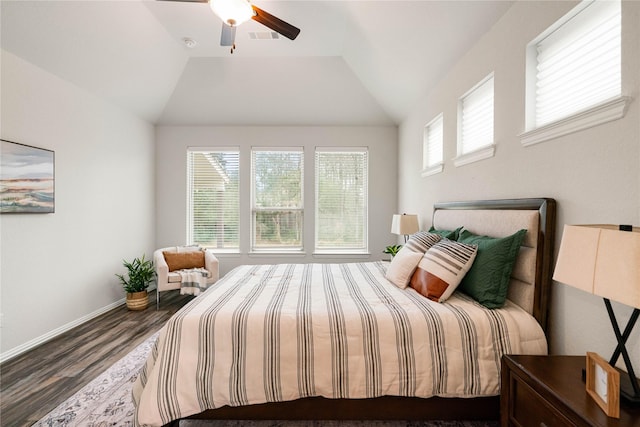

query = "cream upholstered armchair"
153;246;219;308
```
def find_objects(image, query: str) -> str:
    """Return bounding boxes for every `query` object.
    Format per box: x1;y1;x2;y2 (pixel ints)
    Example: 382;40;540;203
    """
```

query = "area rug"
34;332;160;427
34;332;498;427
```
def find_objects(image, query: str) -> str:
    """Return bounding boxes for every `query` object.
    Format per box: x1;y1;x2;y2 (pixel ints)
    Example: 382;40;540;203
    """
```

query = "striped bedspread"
133;262;547;427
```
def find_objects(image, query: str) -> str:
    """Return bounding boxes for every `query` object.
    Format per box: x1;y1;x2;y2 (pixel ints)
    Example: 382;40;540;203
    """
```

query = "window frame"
454;73;496;167
186;147;240;253
422;113;444;177
314;147;369;255
521;0;630;147
250;147;305;253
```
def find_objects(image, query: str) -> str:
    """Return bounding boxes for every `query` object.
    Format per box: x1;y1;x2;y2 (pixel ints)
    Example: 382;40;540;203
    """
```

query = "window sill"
520;96;631;147
208;252;241;258
248;251;307;257
421;163;443;177
313;252;371;258
453;144;495;167
203;248;240;254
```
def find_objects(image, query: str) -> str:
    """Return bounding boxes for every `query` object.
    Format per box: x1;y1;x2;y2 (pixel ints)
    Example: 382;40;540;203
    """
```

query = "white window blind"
423;114;444;172
251;148;304;251
534;0;621;128
459;75;494;156
315;148;368;253
187;149;239;251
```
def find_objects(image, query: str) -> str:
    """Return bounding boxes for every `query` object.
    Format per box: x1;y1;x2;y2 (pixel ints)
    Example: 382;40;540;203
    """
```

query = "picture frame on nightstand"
586;352;620;418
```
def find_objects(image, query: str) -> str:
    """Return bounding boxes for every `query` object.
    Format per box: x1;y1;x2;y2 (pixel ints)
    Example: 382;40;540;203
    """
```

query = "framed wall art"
1;139;55;213
586;352;620;418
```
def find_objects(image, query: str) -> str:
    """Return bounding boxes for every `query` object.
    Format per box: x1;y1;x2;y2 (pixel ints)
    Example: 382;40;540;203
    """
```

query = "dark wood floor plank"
0;290;192;427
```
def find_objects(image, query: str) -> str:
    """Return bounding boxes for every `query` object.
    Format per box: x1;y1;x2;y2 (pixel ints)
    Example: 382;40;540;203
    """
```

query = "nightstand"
501;355;640;427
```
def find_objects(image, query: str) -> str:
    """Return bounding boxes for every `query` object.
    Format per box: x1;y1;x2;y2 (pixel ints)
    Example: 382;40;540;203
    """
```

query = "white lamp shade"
391;214;419;236
553;224;640;309
210;0;254;26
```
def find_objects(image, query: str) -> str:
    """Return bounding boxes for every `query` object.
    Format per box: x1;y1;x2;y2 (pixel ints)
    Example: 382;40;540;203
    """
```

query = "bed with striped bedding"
133;261;546;427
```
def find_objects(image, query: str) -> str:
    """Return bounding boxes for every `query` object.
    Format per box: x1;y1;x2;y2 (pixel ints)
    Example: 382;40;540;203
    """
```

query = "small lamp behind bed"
553;224;640;405
391;213;419;242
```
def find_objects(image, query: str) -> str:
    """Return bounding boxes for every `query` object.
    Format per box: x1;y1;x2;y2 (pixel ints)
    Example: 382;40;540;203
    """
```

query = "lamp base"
619;368;640;405
603;301;640;405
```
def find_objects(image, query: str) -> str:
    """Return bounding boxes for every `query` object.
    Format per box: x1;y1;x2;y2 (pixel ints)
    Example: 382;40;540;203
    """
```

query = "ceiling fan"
160;0;300;53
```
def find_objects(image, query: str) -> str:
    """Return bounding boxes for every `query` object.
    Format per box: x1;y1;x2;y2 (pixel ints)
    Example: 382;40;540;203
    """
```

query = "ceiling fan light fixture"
210;0;254;27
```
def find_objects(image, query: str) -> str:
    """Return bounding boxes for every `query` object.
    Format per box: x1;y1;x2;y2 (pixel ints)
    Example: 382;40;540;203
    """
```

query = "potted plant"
116;254;155;311
383;244;403;260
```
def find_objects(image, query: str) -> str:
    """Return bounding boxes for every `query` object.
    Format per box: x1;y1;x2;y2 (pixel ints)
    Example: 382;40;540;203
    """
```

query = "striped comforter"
133;262;547;427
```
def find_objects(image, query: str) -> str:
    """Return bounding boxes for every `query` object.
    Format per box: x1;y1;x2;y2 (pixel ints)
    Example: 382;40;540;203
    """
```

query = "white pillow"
385;247;424;289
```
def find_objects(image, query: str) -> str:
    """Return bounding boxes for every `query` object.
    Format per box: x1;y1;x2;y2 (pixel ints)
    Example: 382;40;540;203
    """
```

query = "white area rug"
34;332;498;427
34;332;159;427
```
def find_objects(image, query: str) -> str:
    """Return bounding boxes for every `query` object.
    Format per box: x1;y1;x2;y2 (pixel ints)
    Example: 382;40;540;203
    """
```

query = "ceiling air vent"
248;31;280;40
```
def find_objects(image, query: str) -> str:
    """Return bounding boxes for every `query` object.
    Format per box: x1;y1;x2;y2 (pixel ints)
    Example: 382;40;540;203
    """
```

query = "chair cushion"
163;251;205;272
167;272;183;283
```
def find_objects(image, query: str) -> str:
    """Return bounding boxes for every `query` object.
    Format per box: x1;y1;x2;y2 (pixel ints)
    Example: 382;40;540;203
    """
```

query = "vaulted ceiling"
1;0;514;126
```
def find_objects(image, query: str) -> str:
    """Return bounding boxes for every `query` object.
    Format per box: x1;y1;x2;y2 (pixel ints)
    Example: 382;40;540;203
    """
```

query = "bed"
133;198;556;427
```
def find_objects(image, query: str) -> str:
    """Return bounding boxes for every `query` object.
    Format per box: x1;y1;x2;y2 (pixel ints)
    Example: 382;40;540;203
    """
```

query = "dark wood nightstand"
501;355;640;427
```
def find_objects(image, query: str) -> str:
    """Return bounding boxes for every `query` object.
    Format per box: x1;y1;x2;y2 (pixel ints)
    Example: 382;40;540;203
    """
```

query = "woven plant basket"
126;291;149;311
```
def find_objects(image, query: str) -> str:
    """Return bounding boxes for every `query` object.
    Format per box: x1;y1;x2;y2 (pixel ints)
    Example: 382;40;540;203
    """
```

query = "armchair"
153;246;219;308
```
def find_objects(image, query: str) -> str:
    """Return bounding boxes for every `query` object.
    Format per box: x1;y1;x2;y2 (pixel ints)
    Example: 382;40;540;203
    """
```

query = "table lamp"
391;214;419;242
553;224;640;404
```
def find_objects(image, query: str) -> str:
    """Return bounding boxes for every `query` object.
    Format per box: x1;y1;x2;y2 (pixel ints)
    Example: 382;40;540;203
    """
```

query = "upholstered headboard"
432;198;556;333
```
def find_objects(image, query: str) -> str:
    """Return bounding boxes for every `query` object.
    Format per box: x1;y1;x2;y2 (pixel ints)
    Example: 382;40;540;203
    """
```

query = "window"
455;74;495;167
522;0;627;146
187;148;240;251
251;148;304;251
422;113;444;177
315;148;368;253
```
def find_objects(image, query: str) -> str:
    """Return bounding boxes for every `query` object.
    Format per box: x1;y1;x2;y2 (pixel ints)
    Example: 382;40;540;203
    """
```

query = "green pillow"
428;226;463;241
457;229;527;308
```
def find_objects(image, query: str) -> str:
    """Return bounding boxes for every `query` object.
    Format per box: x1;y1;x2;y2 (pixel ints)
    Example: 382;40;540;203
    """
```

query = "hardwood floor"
0;290;193;427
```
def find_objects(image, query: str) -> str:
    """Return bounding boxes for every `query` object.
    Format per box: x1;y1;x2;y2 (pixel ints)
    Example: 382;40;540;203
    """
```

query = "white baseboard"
0;298;125;364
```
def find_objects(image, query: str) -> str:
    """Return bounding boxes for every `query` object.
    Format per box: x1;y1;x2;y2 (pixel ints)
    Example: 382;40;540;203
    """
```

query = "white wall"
0;51;156;359
398;1;640;365
156;126;398;276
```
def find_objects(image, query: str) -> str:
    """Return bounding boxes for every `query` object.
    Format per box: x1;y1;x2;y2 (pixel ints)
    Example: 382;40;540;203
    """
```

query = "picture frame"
586;352;620;418
0;139;55;213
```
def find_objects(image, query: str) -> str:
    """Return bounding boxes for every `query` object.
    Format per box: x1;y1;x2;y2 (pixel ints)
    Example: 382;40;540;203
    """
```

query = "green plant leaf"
116;254;156;293
383;244;403;256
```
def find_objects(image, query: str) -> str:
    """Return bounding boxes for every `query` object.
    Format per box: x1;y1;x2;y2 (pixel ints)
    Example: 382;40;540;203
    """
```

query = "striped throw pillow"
404;231;442;253
410;239;478;302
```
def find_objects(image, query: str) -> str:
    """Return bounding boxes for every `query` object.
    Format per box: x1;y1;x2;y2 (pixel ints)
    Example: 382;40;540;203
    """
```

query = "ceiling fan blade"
251;5;300;40
220;23;236;47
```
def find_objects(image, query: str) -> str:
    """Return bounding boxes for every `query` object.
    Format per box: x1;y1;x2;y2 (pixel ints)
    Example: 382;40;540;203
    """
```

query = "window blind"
251;148;304;250
534;0;621;128
187;149;239;250
459;75;494;155
315;148;368;252
423;114;443;169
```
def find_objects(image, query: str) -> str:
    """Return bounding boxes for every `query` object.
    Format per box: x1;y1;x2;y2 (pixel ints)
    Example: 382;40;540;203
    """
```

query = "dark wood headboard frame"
432;198;556;333
179;198;557;425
